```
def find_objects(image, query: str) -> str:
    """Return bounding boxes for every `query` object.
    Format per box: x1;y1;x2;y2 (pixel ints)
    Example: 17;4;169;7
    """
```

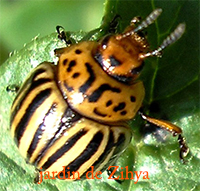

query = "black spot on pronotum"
63;59;68;66
113;102;126;112
130;96;136;102
106;100;112;107
88;84;121;102
120;110;127;116
79;63;95;93
72;72;80;79
94;108;107;117
75;49;82;54
67;60;76;72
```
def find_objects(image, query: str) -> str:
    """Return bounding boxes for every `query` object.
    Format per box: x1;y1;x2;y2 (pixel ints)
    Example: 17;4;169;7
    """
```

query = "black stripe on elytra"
10;78;52;125
14;89;52;146
79;62;95;93
81;130;115;178
27;103;57;159
27;122;45;160
10;66;52;124
58;131;103;178
103;133;127;172
33;107;82;165
32;68;47;80
41;129;87;170
112;133;127;156
93;133;127;175
10;68;45;110
88;84;121;102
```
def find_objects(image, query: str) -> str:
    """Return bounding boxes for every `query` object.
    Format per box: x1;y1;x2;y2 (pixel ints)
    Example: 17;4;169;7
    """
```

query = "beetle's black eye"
131;62;144;75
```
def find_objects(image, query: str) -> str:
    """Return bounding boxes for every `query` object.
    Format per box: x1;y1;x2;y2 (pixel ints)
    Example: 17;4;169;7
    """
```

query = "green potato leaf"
0;0;199;191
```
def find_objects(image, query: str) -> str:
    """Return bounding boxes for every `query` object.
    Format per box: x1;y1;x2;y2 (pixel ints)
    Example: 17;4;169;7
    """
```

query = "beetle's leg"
107;15;121;34
107;167;124;184
34;174;40;184
56;25;73;45
6;85;19;93
55;26;74;57
139;111;189;163
33;168;41;184
54;47;68;57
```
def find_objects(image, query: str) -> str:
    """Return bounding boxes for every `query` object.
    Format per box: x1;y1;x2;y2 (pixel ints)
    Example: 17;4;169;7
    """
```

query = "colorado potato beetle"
10;9;189;181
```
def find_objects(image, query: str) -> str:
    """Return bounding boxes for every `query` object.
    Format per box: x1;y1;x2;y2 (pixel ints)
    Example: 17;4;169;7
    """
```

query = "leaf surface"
0;0;199;191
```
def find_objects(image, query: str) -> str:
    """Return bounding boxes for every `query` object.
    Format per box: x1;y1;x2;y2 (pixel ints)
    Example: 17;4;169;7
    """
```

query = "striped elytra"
10;9;189;182
10;62;131;179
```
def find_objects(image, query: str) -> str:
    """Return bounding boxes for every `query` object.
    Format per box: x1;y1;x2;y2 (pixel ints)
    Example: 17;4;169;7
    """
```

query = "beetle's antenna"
140;23;186;59
56;25;72;45
133;8;162;32
117;8;162;40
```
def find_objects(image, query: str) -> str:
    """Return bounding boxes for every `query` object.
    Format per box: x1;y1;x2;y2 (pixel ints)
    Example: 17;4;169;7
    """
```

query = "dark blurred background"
0;0;105;65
